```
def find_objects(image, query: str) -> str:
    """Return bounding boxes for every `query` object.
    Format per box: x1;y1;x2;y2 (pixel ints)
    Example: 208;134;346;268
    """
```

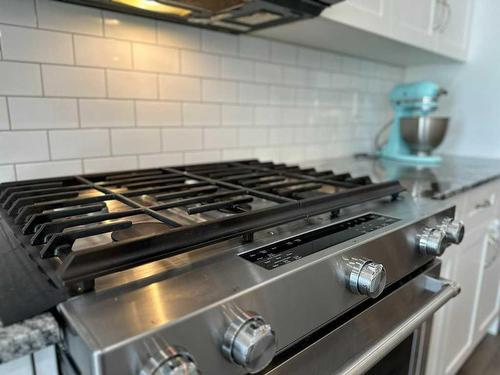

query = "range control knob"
140;345;199;375
440;218;465;244
222;312;277;373
418;228;447;256
347;258;387;298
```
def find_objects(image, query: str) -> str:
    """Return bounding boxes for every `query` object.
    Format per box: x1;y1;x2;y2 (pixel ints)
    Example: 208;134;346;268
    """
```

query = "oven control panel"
239;214;399;270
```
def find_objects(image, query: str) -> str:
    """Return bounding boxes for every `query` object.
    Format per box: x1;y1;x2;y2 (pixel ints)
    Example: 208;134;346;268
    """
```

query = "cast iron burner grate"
0;159;404;293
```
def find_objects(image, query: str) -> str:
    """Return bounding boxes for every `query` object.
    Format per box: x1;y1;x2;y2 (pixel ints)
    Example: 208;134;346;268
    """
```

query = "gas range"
0;159;464;375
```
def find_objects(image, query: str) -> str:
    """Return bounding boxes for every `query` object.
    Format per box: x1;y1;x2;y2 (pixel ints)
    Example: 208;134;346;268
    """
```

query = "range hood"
56;0;343;33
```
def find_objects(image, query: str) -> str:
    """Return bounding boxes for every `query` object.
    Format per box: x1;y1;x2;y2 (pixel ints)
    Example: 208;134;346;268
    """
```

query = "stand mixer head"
378;81;449;164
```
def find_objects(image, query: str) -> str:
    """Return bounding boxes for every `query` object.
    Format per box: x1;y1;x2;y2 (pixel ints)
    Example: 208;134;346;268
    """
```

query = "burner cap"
111;222;171;242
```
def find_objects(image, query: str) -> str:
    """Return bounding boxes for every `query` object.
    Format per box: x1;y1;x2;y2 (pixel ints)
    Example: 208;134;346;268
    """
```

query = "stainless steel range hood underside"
56;0;343;34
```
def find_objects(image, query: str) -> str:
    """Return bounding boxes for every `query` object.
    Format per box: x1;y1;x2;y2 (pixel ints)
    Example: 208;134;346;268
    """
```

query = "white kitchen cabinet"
263;0;474;65
435;0;473;60
392;0;436;50
0;355;33;375
426;180;500;375
473;220;500;341
0;346;57;375
321;0;393;37
438;226;485;375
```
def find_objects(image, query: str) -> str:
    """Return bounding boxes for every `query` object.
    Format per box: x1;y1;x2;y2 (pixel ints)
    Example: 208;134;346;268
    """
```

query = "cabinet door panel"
434;227;487;374
392;0;436;50
322;0;393;36
0;355;34;375
436;0;472;59
474;224;500;337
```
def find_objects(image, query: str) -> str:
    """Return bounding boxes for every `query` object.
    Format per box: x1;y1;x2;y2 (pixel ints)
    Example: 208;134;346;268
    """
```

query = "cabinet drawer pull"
475;200;492;210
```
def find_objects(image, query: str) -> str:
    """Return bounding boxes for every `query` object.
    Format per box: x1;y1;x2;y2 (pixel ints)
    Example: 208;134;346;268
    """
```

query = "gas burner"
111;222;171;242
0;159;401;295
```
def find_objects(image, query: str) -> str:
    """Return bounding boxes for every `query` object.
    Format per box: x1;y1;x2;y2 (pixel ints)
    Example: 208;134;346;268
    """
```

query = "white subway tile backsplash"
0;62;42;96
184;150;220;164
202;79;237;103
42;65;106;97
9;98;78;129
0;0;400;180
136;101;181;127
254;106;281;126
269;127;294;145
239;36;270;61
203;128;237;149
159;75;200;101
282;108;306;126
133;43;179;73
181;50;219;77
0;25;73;64
16;159;82;180
74;36;132;69
0;0;36;27
103;12;156;43
0;131;49;163
271;42;297;65
279;145;305;163
37;0;103;36
202;30;238;56
80;99;135;128
297;47;322;69
269;86;294;105
255;62;282;84
157;23;200;50
0;165;15;183
50;130;110;159
222;105;253;126
222;148;254;161
221;57;254;81
107;70;158;99
162;128;202;151
111;129;161;155
283;67;308;86
139;153;183;168
320;52;342;72
308;71;331;88
238;83;268;105
183;103;220;126
238;128;267;147
0;98;8;130
84;155;138;173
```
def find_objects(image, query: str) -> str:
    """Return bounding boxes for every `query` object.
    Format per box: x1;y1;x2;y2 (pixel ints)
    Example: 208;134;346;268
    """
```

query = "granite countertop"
0;313;59;364
307;154;500;200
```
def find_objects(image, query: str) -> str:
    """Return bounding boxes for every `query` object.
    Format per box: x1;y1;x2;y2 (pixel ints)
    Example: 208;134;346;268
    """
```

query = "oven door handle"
339;276;460;375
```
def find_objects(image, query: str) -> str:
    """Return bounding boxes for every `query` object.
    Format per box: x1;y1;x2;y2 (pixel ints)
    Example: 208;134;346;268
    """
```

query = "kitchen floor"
457;334;500;375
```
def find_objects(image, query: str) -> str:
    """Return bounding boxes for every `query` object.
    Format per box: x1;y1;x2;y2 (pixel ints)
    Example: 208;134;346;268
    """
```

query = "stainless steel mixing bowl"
400;116;449;155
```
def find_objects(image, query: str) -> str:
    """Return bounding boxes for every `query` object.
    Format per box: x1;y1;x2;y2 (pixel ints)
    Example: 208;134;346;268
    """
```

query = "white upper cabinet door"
392;0;437;50
321;0;393;37
435;0;473;60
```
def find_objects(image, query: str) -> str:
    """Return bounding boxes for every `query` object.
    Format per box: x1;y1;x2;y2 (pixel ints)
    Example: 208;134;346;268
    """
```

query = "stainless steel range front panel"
58;196;455;375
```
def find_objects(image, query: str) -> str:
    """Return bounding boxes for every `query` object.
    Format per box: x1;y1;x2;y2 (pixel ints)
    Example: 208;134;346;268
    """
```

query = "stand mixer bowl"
400;116;449;156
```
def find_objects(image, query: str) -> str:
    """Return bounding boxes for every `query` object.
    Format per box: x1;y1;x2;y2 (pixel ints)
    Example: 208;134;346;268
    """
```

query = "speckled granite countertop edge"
0;313;59;363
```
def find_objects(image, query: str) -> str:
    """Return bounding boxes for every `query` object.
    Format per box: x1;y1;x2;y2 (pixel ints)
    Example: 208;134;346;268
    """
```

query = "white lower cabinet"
473;220;500;341
0;346;57;375
427;181;500;375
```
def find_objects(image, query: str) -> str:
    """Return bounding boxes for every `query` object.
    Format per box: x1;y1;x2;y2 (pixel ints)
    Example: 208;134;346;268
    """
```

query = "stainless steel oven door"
262;261;460;375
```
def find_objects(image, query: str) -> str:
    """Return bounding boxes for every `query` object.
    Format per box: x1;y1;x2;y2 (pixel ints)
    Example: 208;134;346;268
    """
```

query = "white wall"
405;0;500;158
0;0;403;182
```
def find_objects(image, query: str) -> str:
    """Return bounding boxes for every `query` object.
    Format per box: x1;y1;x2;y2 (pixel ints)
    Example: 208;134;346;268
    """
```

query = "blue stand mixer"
378;81;448;164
